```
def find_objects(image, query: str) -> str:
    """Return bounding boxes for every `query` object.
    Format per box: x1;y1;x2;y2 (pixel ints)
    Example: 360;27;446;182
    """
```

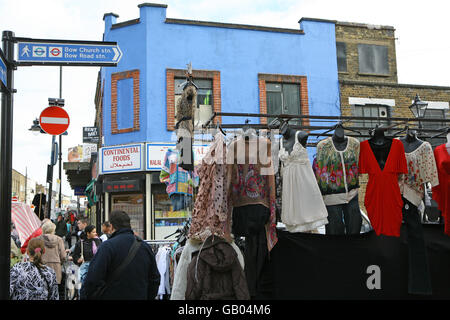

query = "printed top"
10;262;59;300
398;141;439;207
313;137;360;205
159;148;198;197
226;136;278;252
189;133;231;242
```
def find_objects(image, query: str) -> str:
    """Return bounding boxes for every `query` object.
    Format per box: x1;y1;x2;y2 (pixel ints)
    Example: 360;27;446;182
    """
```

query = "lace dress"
279;131;328;232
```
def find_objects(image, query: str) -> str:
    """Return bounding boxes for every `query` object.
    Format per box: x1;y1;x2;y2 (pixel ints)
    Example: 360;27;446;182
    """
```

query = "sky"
0;0;449;197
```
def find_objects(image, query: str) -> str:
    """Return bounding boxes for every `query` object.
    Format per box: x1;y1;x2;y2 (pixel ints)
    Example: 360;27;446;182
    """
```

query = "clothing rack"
201;112;450;147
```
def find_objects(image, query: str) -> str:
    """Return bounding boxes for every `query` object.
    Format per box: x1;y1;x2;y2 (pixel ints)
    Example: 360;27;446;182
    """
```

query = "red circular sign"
39;106;70;135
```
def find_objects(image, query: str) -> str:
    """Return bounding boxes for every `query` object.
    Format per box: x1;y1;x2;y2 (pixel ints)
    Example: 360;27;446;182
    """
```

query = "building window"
353;104;390;138
174;78;213;129
111;70;140;134
166;69;221;131
336;42;347;72
423;108;447;146
358;44;389;75
258;74;309;126
266;83;301;125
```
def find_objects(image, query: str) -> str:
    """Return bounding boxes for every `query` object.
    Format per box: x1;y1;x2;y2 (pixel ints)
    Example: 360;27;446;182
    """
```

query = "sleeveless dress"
279;131;328;232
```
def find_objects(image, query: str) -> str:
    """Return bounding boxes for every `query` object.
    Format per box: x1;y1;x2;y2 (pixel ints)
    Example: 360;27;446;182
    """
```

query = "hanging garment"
313;136;360;205
189;133;231;242
359;139;407;237
432;144;450;236
232;204;273;299
325;195;362;235
279;131;328;233
185;236;250;300
227;134;278;252
398;141;439;207
160;148;198;211
402;197;432;295
156;246;171;299
170;239;244;300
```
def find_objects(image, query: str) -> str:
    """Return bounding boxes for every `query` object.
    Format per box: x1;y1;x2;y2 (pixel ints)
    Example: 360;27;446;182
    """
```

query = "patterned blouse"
226;136;278;252
313;137;360;205
189;133;231;242
398;141;439;206
10;262;59;300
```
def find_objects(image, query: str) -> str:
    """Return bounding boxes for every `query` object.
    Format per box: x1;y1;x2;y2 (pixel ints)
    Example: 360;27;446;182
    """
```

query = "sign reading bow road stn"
16;38;122;66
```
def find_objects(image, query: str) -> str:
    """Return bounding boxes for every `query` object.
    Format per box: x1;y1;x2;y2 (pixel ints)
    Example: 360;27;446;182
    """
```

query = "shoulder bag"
89;237;142;299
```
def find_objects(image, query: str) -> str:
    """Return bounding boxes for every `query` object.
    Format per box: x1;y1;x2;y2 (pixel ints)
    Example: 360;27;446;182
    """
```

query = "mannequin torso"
332;125;348;151
281;126;308;153
368;127;392;171
399;130;424;153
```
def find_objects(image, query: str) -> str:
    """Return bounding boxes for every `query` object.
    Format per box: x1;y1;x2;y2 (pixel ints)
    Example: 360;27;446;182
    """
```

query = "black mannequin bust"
368;126;392;171
400;129;423;153
332;124;348;151
280;122;308;153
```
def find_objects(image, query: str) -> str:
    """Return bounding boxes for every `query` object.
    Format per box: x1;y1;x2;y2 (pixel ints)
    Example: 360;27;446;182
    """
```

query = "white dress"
279;131;328;232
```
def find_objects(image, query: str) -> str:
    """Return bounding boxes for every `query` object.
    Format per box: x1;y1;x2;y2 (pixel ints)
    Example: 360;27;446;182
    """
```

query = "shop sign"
74;186;86;196
103;179;141;193
83;126;99;143
100;143;144;174
145;143;210;171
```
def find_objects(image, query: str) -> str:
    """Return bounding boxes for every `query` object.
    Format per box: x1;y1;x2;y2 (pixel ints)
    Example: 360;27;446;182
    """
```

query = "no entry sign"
39;106;70;135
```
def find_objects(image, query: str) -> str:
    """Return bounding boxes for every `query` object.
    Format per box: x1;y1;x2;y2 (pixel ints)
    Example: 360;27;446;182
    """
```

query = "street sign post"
39;106;70;135
16;38;122;66
1;32;122;300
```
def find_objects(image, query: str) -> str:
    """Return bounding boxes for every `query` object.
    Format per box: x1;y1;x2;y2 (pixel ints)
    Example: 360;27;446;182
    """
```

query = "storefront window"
152;184;191;240
111;194;145;238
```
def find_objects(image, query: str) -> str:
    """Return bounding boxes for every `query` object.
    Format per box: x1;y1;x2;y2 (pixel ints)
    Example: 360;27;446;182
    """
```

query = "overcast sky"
1;0;449;197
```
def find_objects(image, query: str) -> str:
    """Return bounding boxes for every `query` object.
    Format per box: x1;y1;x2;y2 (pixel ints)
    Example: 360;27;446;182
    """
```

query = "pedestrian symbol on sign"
21;45;30;57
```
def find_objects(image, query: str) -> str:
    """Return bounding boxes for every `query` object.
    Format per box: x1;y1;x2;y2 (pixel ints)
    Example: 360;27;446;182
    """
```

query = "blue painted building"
96;3;340;240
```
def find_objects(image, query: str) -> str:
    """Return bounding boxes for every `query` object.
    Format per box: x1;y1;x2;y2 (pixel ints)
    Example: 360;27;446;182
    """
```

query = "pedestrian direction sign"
16;38;122;66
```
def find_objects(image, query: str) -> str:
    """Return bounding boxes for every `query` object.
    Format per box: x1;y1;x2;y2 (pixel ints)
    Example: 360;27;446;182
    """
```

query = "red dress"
432;144;450;236
359;139;407;237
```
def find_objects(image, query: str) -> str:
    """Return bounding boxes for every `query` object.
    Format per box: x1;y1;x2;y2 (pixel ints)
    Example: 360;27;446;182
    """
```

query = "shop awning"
63;161;92;190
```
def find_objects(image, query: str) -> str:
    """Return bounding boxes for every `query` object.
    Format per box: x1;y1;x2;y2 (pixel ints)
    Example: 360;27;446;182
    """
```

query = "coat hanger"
316;121;362;138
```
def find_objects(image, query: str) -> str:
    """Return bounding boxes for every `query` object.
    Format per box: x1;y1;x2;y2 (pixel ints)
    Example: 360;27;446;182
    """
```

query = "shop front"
98;142;209;240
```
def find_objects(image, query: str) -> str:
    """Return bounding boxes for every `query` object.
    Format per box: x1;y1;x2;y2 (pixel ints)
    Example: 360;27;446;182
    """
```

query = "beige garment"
37;234;66;284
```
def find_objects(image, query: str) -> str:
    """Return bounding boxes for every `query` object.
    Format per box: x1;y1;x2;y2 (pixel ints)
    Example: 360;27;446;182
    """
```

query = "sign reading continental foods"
100;144;144;174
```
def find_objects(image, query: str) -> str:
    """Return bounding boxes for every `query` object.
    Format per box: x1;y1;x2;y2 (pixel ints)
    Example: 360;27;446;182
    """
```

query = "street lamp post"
408;94;429;130
29;97;67;219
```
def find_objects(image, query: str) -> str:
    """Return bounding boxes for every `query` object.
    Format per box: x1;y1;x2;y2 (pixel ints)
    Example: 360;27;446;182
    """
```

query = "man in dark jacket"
55;213;67;238
80;210;160;300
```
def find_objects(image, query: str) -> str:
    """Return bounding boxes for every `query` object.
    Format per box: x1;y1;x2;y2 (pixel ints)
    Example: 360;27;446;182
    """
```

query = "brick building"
94;3;341;240
334;20;450;211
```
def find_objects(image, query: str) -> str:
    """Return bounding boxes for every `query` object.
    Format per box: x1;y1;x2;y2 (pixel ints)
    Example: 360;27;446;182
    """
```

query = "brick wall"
335;23;398;84
166;69;221;131
258;73;310;126
111;69;140;134
340;81;450;212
